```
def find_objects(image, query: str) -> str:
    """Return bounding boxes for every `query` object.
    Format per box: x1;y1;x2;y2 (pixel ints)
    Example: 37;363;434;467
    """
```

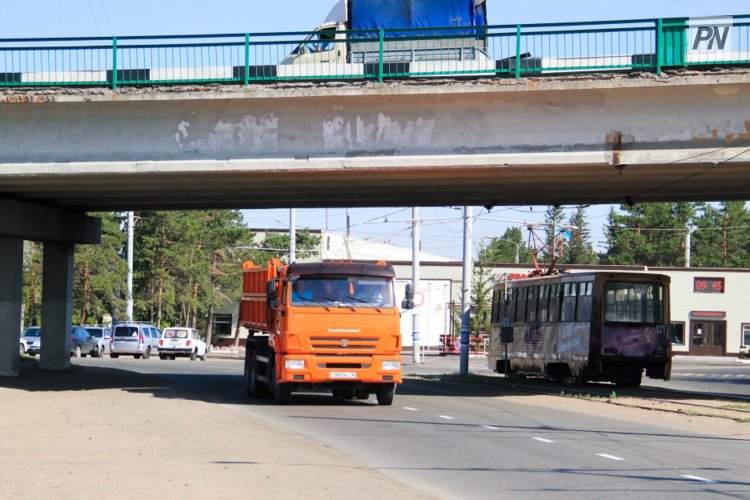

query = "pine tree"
542;205;566;262
564;206;597;264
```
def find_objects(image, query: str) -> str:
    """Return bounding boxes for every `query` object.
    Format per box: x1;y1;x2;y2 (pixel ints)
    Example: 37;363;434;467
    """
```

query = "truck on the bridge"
281;0;491;75
240;258;409;405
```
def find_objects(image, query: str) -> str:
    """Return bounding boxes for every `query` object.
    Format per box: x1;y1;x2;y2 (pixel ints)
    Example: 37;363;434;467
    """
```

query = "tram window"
561;282;577;322
548;283;561;322
538;285;550;322
604;281;664;323
526;286;538;322
576;281;593;321
491;289;500;323
670;322;685;345
516;287;527;322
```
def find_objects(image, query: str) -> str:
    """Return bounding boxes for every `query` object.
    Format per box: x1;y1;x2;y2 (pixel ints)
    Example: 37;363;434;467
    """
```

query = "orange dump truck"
240;259;408;405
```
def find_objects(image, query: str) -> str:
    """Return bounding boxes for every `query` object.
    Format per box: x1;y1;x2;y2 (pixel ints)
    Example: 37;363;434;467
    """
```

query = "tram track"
410;373;750;423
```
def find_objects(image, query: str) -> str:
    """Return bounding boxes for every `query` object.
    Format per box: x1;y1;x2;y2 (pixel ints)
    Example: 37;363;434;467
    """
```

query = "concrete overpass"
2;69;750;375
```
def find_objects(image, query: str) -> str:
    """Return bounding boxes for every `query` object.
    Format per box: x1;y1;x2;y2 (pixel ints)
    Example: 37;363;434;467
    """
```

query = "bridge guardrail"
1;16;748;89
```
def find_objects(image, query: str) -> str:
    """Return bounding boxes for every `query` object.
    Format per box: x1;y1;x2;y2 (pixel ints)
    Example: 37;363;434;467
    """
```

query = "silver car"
20;326;41;356
109;322;161;359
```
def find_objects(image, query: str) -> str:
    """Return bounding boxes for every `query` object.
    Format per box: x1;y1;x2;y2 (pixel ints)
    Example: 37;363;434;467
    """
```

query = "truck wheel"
376;383;396;406
270;362;292;405
247;353;258;398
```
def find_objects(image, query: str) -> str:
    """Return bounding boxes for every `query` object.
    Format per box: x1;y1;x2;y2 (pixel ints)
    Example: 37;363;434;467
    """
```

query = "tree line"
21;202;749;339
21;210;320;338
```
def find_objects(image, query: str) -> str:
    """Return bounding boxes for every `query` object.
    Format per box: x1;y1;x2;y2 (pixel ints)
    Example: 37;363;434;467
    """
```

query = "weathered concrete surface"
38;242;74;372
1;69;750;210
0;237;23;377
0;199;101;243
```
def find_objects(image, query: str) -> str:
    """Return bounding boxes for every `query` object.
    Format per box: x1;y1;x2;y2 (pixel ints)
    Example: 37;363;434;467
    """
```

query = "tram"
487;271;672;387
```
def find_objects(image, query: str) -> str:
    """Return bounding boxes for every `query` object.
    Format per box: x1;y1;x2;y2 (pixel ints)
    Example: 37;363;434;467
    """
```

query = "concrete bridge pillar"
39;242;74;371
0;237;24;377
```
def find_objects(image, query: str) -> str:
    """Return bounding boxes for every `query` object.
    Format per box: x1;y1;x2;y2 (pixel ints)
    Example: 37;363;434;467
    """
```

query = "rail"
1;15;748;89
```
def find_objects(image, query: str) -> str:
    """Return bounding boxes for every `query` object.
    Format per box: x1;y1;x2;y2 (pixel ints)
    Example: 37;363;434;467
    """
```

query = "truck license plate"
329;371;357;379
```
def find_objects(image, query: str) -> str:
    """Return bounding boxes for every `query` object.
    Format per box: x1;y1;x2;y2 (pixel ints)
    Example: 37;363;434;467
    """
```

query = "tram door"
689;321;726;356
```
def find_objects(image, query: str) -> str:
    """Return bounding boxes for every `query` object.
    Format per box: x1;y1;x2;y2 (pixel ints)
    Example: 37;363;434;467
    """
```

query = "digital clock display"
693;277;725;293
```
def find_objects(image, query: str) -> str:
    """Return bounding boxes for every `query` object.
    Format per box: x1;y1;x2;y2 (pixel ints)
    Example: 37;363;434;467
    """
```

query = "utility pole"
126;211;134;322
411;207;421;364
289;208;296;263
459;206;473;376
685;225;692;268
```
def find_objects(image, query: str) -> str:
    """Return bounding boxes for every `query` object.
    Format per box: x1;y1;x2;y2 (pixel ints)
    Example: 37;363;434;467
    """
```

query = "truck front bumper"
279;354;403;384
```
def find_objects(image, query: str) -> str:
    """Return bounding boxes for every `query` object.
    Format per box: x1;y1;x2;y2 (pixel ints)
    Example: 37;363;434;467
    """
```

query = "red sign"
693;277;724;293
689;311;726;319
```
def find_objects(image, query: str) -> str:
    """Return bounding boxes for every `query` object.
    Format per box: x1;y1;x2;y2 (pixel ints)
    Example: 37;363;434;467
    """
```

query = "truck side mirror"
401;283;415;310
267;280;278;308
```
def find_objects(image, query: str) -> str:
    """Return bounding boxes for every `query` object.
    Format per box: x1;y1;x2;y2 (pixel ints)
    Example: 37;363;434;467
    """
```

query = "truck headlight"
284;359;305;370
382;361;401;370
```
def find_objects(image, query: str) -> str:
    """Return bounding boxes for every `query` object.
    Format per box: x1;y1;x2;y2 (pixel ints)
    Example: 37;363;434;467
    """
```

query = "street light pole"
459;206;473;376
411;207;421;364
126;211;134;322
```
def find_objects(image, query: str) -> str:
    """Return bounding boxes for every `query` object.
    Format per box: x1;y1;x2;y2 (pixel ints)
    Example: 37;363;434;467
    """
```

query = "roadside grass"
721;403;750;411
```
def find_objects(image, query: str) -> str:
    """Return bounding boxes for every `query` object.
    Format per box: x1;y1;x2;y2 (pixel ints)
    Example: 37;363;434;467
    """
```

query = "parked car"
110;322;161;359
20;326;41;356
70;326;101;358
83;325;112;356
158;327;207;361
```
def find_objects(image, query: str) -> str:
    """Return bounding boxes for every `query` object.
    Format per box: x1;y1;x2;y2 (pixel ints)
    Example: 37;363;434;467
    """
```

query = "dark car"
70;326;101;358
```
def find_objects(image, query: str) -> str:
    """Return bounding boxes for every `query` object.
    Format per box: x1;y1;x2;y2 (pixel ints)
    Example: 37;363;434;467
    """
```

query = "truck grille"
309;336;379;351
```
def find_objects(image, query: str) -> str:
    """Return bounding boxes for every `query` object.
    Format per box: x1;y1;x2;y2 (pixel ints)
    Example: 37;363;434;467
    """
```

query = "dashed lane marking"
532;437;555;443
597;454;625;461
481;425;501;430
402;407;418;411
438;415;455;420
681;475;718;484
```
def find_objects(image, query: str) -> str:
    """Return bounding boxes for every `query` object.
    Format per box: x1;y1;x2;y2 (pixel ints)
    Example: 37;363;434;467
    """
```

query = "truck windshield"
291;276;394;308
604;281;663;324
291;29;335;55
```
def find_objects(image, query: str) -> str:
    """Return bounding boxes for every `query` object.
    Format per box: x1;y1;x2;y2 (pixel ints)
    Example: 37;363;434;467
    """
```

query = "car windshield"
85;328;103;338
23;327;41;337
114;326;138;337
291;276;394;308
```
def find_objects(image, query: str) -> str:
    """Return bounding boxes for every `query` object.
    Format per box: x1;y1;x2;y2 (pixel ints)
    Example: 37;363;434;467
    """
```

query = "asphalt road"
71;355;750;499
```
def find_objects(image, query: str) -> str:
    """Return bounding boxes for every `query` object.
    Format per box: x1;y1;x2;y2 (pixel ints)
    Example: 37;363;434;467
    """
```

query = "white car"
158;327;207;361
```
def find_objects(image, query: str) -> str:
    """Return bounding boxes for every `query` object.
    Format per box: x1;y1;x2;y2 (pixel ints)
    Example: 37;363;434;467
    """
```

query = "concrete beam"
1;72;750;209
39;242;74;371
0;237;23;377
0;198;101;244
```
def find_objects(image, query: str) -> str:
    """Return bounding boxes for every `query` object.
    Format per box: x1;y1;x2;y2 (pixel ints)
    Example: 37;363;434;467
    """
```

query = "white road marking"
695;373;706;377
710;374;720;378
402;407;418;411
597;453;625;461
681;475;718;484
438;415;455;420
722;374;731;378
481;425;501;430
532;437;555;443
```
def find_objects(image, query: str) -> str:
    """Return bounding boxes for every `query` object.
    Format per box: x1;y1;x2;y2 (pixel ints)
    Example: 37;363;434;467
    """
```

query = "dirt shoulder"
0;361;435;500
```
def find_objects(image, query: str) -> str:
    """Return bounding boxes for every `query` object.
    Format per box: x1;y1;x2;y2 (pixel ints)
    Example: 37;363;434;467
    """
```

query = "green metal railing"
1;15;748;89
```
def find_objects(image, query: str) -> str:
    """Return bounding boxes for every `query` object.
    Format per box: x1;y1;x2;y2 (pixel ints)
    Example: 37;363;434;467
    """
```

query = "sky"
2;1;746;259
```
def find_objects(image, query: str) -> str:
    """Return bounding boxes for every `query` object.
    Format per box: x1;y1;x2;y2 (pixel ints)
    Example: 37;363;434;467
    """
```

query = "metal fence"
1;15;748;89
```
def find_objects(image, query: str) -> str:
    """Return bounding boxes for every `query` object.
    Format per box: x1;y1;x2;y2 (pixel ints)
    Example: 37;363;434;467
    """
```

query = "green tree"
564;206;598;265
691;202;750;267
262;228;321;262
22;241;43;328
478;227;531;264
542;205;566;263
603;202;694;266
470;259;494;335
73;212;127;324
